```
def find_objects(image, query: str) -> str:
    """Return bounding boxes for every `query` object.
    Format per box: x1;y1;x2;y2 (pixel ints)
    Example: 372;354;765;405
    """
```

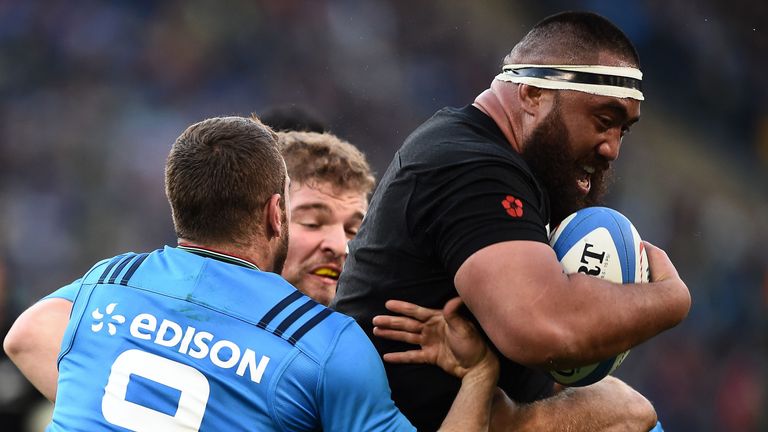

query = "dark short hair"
165;116;285;246
276;130;375;196
505;11;640;67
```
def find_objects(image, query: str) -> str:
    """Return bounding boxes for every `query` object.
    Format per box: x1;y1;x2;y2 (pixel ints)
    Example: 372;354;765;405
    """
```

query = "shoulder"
248;286;359;365
80;251;155;285
402;105;529;171
405;106;491;146
290;306;360;363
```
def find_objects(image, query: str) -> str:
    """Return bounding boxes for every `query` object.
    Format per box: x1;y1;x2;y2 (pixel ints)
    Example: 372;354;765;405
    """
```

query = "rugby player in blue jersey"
3;116;500;431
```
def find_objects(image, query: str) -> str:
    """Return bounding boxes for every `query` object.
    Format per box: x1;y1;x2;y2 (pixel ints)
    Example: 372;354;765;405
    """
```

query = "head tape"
495;64;644;100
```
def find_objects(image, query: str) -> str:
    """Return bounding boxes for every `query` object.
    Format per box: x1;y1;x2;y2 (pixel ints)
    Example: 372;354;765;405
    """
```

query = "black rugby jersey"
333;105;553;431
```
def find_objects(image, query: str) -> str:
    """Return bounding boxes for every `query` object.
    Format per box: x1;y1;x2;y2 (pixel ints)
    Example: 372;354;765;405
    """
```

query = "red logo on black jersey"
501;195;523;217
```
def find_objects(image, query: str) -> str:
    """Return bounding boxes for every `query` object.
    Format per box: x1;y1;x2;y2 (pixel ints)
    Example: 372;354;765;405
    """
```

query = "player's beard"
520;99;613;227
271;211;289;274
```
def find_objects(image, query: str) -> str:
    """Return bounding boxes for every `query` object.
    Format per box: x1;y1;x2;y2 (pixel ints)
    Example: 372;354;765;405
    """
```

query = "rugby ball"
547;206;649;386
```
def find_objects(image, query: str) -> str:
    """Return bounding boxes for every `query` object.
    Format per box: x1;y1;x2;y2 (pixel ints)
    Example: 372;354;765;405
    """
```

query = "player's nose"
322;226;348;258
597;129;622;161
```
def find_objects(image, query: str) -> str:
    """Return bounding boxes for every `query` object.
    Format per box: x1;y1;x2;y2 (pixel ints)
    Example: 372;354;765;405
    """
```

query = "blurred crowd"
0;0;765;430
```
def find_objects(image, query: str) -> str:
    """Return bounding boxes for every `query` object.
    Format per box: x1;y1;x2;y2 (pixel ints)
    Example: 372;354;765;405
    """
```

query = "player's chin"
298;277;337;306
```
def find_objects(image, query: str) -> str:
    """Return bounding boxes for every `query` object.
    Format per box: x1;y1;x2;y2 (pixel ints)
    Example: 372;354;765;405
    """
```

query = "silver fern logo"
91;303;126;335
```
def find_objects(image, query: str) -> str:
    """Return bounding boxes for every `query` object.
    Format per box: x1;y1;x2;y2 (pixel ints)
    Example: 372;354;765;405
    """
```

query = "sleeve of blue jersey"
42;278;83;302
42;257;115;302
318;321;416;432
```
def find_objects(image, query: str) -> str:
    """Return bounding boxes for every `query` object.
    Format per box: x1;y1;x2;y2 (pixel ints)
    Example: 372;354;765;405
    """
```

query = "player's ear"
518;84;545;116
264;193;284;239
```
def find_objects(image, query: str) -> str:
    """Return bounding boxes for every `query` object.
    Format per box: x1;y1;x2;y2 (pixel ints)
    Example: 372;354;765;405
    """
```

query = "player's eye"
620;126;631;137
596;116;612;132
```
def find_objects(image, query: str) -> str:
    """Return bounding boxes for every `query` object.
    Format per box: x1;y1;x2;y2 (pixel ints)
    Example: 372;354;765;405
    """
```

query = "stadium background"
0;0;765;430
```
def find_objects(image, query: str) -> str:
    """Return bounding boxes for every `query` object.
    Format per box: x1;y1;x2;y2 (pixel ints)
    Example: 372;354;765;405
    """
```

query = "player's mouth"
310;266;340;283
577;165;594;196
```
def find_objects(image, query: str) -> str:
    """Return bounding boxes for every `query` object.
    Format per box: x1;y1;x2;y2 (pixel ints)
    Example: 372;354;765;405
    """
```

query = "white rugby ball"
547;206;649;387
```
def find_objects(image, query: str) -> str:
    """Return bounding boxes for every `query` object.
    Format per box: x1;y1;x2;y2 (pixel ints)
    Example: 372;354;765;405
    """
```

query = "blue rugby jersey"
47;246;414;431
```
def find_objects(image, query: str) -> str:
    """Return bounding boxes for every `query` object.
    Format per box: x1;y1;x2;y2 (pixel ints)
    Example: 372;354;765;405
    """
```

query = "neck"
472;85;523;154
177;239;268;271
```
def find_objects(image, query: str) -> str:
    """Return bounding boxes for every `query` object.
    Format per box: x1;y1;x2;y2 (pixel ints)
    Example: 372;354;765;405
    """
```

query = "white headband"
495;64;644;100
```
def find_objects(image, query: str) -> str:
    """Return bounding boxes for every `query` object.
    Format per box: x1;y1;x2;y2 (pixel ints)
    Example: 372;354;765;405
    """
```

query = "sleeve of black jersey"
410;161;549;277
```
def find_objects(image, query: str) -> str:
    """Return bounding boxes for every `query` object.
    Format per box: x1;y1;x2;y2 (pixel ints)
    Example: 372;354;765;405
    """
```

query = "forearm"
490;377;657;432
456;241;690;368
439;355;499;432
549;273;690;367
539;274;690;369
465;274;689;368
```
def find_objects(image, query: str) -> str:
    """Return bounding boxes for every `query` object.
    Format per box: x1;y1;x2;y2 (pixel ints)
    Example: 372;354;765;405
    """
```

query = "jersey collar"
177;244;261;271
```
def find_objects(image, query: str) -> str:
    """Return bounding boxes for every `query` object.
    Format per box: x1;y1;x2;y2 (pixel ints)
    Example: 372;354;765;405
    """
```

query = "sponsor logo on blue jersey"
89;303;271;383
